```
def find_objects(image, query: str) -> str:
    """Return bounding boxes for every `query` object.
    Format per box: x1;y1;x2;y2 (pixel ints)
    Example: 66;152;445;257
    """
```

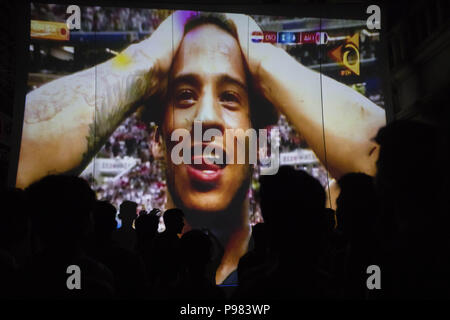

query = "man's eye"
176;89;196;107
220;91;240;107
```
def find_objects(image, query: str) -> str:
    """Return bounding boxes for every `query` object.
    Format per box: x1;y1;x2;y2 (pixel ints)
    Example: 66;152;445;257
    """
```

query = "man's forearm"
17;44;159;188
256;45;385;178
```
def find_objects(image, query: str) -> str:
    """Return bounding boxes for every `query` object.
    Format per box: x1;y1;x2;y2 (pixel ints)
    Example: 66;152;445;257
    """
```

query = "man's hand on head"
226;13;385;179
129;10;199;76
224;13;279;81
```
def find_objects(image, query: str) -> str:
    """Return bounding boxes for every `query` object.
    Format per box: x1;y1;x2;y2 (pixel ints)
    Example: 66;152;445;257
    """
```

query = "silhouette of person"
89;200;147;298
316;207;342;293
135;208;161;254
113;200;138;252
151;208;185;296
172;230;225;300
237;223;269;287
235;166;334;299
374;120;450;299
335;172;379;299
0;188;30;298
21;175;115;298
134;208;161;289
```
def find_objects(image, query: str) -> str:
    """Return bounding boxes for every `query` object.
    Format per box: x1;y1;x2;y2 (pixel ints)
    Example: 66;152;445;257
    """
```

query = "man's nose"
193;89;225;134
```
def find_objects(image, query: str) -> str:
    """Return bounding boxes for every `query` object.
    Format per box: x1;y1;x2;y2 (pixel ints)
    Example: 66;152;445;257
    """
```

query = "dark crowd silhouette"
1;120;449;300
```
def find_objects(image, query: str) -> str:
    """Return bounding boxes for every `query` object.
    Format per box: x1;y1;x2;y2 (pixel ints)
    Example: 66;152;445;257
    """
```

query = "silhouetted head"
25;175;96;248
374;120;444;202
135;210;160;240
259;166;326;255
374;120;450;253
260;166;326;225
163;208;185;235
336;172;378;238
92;200;117;237
118;201;138;226
180;230;212;269
373;121;450;297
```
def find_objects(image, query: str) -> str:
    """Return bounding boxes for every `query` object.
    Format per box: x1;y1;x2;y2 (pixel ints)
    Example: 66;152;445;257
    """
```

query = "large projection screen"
16;3;387;225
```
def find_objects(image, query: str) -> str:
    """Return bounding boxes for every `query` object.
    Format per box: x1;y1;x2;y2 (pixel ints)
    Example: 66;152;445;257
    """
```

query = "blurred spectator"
113;200;138;252
135;208;161;288
88;200;147;298
336;173;379;299
151;208;185;297
22;175;115;298
0;188;30;298
172;230;225;300
374;120;450;299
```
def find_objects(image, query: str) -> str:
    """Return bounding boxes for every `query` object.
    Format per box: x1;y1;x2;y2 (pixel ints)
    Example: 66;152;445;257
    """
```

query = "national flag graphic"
251;31;264;43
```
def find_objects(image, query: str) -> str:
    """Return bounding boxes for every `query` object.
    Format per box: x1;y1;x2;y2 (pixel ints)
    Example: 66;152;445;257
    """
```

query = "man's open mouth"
186;145;227;185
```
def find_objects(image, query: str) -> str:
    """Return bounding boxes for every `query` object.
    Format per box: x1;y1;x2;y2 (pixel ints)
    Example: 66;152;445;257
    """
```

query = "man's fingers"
140;10;199;72
158;10;200;57
225;13;265;72
172;10;200;50
225;14;249;58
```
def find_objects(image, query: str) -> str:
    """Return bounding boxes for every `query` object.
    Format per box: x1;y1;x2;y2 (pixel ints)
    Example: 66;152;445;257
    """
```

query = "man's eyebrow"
217;74;248;91
171;73;201;88
171;73;247;91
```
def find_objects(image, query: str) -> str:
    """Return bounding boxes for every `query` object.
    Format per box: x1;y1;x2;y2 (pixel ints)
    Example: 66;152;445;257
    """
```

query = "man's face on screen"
162;24;252;213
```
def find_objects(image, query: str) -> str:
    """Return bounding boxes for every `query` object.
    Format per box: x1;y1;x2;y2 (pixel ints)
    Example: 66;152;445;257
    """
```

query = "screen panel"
19;4;386;217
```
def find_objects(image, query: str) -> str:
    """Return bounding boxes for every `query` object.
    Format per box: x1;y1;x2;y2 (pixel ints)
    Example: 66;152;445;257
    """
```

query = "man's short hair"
163;208;184;226
119;200;138;220
140;12;278;131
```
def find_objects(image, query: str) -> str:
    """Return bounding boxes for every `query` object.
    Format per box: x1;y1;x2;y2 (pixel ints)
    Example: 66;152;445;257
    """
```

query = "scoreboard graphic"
251;31;328;45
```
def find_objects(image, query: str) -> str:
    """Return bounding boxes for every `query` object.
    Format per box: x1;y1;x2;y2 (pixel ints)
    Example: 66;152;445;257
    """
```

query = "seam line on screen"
171;11;175;208
318;12;332;209
247;15;250;75
93;20;97;189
